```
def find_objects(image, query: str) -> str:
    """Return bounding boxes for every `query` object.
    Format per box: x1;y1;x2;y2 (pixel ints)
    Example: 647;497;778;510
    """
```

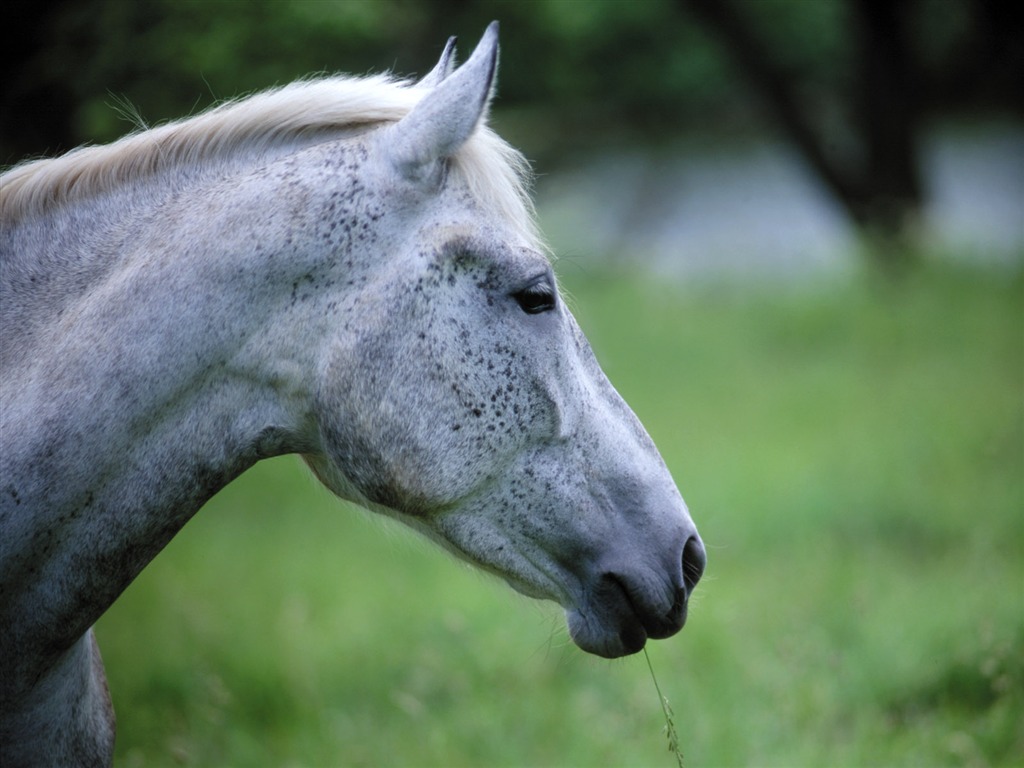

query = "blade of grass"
645;647;684;768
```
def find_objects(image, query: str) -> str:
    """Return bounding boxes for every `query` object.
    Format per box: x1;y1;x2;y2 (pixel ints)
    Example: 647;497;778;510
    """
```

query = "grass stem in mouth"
644;647;684;768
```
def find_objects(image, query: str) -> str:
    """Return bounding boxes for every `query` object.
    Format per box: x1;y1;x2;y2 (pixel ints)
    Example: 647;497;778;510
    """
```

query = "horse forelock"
0;74;541;249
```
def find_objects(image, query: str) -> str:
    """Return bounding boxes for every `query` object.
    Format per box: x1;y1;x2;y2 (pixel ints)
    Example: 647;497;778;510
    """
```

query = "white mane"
0;74;539;245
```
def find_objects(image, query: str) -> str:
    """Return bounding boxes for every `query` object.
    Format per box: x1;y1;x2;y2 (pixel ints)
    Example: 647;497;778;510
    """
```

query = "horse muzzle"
567;533;706;658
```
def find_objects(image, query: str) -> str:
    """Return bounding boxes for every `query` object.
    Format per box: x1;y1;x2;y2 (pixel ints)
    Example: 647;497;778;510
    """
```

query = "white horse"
0;24;705;765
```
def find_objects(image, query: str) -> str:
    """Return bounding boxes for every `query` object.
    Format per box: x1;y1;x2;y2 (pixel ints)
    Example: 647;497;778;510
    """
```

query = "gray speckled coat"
0;24;704;766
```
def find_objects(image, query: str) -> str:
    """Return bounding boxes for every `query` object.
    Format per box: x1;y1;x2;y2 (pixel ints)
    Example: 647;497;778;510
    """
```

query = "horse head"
305;23;705;658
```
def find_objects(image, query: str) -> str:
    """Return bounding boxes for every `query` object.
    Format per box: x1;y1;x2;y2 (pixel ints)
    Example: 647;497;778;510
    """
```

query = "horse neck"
0;144;357;685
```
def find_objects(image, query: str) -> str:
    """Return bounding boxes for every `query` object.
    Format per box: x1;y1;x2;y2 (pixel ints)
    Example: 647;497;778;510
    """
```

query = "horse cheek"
312;328;453;516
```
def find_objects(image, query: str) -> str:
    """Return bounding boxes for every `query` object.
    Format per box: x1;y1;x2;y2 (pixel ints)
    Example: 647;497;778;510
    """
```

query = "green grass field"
97;263;1023;767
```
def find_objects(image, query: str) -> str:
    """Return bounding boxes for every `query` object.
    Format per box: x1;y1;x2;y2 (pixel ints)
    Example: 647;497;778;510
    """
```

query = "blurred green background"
4;1;1022;765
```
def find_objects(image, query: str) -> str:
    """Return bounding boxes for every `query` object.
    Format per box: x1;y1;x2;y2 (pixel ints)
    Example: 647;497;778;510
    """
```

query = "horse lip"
606;572;688;641
566;604;648;659
566;572;687;658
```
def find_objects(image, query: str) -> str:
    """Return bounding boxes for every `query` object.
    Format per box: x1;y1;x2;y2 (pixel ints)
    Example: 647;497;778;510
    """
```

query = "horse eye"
512;278;556;315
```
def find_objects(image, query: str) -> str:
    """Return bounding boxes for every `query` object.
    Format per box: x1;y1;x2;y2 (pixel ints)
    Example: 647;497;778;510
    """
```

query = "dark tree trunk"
852;0;922;231
679;0;927;268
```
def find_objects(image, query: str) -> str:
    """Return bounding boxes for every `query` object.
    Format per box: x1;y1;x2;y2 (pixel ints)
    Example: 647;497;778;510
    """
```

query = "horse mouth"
566;537;706;659
566;580;686;658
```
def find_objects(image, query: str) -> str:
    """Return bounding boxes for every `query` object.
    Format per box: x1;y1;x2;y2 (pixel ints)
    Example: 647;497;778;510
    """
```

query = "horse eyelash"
512;281;557;314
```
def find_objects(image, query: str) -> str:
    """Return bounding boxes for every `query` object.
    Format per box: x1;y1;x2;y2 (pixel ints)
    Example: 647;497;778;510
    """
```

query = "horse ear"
417;36;458;89
386;22;499;180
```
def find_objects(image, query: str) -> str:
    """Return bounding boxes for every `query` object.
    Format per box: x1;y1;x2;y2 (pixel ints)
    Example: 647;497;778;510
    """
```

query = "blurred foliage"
4;0;1021;262
3;0;1020;165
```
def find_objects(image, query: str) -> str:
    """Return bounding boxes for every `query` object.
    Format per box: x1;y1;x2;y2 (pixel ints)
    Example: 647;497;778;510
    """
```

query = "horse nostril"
682;536;706;595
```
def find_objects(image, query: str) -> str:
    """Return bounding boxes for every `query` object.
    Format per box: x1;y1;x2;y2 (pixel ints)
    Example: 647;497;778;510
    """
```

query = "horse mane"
0;74;539;246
